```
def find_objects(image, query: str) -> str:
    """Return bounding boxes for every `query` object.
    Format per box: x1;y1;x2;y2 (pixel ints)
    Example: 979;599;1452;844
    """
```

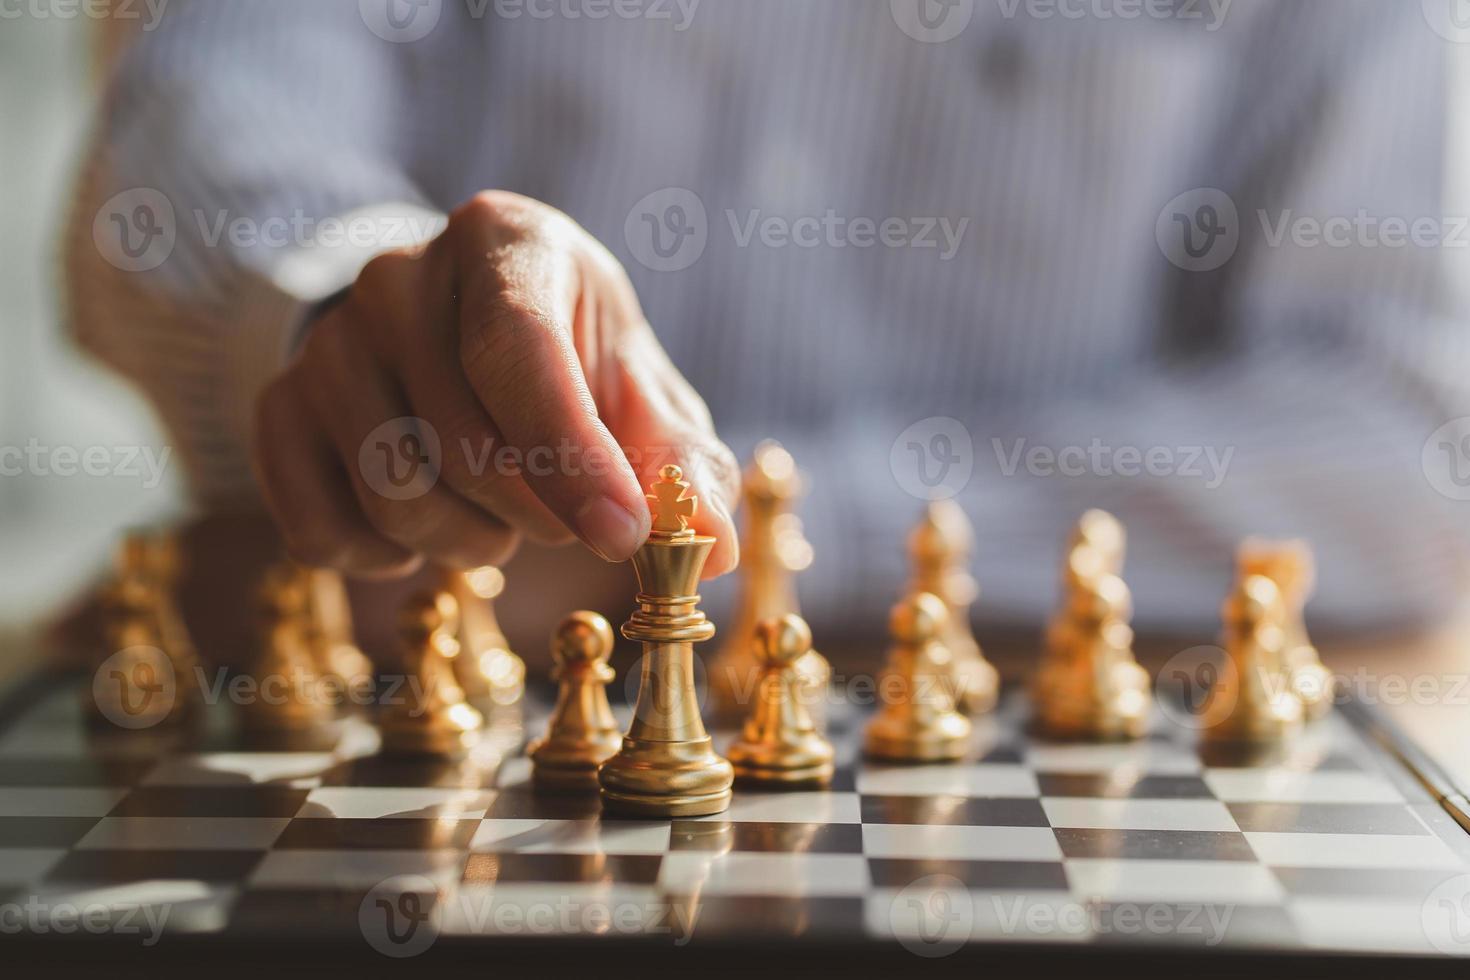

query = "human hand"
251;191;740;579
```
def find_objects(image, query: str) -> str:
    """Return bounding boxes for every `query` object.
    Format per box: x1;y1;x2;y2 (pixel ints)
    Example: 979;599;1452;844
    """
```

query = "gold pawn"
378;592;484;756
599;464;734;817
240;565;335;732
727;614;835;787
908;501;999;714
1032;543;1151;740
709;441;829;720
117;531;203;711
1237;539;1333;720
864;592;972;762
1201;574;1304;745
529;611;621;791
447;566;526;706
86;575;189;729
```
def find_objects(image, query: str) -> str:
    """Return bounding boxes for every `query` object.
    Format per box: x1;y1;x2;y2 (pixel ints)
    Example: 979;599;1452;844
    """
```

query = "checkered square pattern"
0;679;1466;959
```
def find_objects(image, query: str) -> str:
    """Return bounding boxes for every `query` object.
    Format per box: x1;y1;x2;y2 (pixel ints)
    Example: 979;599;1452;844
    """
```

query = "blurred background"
0;16;184;675
7;5;1470;687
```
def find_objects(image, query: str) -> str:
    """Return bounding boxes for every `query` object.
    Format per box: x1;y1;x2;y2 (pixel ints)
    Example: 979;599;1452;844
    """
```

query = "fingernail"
575;496;648;562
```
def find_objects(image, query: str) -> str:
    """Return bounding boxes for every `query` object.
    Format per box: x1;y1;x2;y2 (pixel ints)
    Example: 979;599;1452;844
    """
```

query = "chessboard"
3;670;1469;975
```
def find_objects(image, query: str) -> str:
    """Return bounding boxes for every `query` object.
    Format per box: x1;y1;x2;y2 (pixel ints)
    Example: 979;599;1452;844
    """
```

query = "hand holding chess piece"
1201;574;1304;745
727;614;835;786
240;564;335;732
908;502;998;714
710;442;828;721
1032;511;1151;740
599;465;734;817
864;591;972;762
378;592;484;756
1237;539;1333;719
529;611;621;791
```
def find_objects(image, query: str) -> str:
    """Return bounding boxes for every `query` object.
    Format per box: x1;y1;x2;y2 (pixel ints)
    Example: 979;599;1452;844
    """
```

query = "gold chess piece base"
598;735;735;817
379;708;483;757
1032;664;1151;741
864;715;971;762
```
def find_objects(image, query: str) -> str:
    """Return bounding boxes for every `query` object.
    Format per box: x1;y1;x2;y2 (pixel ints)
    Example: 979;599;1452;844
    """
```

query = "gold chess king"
598;465;735;817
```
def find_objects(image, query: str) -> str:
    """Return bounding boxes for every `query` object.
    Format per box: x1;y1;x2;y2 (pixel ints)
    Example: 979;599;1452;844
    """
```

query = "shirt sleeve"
64;0;459;505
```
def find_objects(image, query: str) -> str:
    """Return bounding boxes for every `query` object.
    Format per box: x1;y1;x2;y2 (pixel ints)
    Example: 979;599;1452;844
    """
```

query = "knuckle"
357;489;442;545
299;316;346;366
454;190;541;237
355;250;411;298
279;519;349;570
